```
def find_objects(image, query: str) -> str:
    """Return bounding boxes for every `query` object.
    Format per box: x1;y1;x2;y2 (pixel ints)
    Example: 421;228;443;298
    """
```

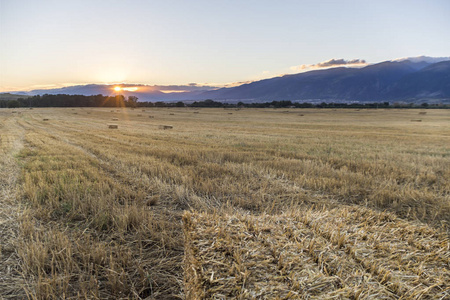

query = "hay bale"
108;124;118;129
411;119;422;122
149;116;155;118
193;111;199;114
112;118;119;121
43;118;49;121
418;112;427;115
11;111;17;113
169;113;175;115
73;112;78;114
158;125;173;130
228;113;233;115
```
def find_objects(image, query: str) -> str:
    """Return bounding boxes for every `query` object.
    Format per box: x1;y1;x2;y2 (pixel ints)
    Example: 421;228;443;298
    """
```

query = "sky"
1;0;449;92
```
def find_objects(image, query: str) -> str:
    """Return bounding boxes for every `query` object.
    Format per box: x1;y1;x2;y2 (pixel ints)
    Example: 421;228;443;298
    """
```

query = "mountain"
195;60;450;102
9;57;450;103
386;61;450;99
199;61;420;101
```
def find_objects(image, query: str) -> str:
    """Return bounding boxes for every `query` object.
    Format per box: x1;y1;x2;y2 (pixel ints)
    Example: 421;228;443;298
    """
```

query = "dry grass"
184;208;450;299
0;107;449;299
0;112;27;299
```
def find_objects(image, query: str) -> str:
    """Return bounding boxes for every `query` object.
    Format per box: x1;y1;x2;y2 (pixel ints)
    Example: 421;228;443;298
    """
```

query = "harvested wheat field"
0;107;449;299
184;208;450;299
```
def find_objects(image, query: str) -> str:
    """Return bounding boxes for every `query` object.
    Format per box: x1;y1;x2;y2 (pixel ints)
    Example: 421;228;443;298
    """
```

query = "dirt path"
0;115;27;299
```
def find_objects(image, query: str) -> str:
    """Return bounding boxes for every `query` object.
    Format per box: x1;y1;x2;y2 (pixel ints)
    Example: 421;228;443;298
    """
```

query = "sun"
114;86;122;92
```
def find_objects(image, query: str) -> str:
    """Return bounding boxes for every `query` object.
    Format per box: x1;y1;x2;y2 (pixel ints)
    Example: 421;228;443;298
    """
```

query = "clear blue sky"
1;0;449;92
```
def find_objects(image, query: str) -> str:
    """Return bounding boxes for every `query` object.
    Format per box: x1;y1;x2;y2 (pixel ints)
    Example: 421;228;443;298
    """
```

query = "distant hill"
0;93;31;100
24;84;169;102
7;57;450;103
13;84;217;102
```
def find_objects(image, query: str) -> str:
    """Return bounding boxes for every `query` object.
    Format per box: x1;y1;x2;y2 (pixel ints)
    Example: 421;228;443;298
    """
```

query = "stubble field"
0;107;449;299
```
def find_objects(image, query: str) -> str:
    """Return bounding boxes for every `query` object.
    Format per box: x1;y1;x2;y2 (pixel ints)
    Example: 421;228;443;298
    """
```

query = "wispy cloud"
222;81;253;87
290;58;367;72
392;56;450;64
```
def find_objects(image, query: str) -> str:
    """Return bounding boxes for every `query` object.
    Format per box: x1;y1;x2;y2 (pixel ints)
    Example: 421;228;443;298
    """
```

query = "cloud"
392;56;450;64
290;58;367;72
222;81;253;87
317;58;366;67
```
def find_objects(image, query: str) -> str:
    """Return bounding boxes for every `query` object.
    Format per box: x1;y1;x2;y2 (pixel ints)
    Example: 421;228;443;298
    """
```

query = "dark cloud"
317;58;366;67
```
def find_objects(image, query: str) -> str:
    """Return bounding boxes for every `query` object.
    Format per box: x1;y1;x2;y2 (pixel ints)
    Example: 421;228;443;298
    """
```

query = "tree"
175;101;185;107
7;100;20;108
127;96;138;108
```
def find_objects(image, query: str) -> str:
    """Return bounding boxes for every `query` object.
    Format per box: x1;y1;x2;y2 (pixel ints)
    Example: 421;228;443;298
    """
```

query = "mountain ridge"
5;57;450;103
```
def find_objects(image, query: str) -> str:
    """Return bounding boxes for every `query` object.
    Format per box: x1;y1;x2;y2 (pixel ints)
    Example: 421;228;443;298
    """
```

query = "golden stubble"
2;107;449;299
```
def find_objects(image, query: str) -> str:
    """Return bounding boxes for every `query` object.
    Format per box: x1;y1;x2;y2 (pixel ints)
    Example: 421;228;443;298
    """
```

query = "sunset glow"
113;86;139;92
160;90;188;93
123;87;138;92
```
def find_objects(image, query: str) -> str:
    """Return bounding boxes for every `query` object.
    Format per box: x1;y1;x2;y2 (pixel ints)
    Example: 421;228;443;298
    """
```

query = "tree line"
139;99;445;109
1;94;447;109
0;94;138;108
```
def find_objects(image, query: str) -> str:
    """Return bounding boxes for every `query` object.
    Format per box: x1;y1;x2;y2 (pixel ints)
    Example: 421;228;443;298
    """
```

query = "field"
0;107;449;299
